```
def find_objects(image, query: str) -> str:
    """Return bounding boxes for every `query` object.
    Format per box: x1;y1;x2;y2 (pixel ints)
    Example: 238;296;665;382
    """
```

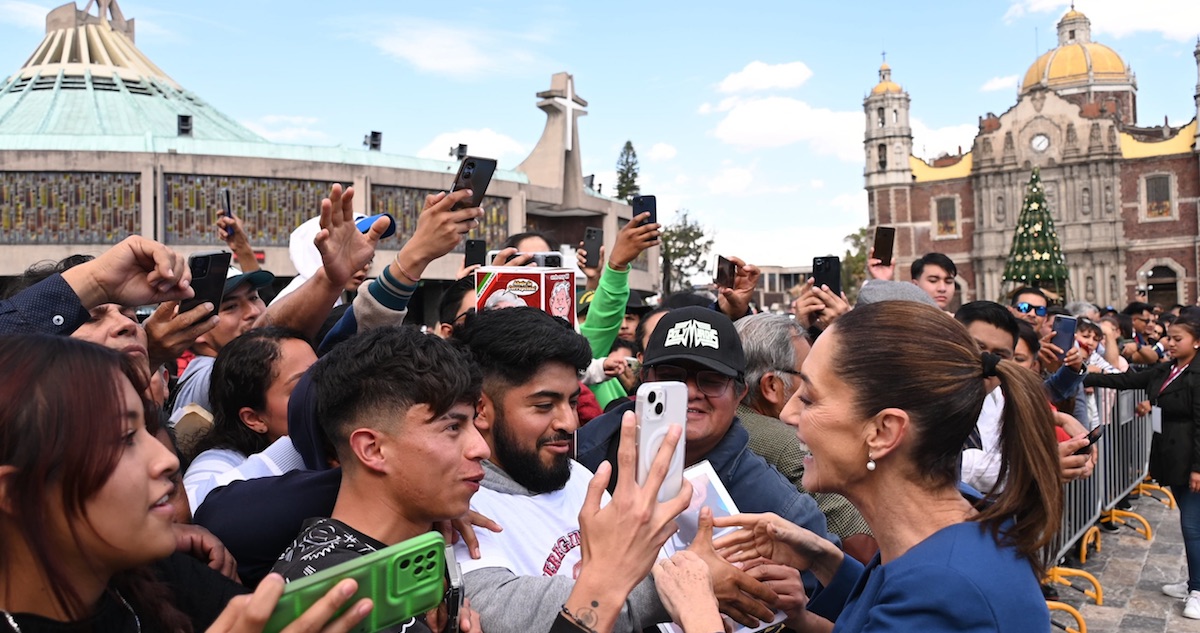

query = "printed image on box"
474;266;576;327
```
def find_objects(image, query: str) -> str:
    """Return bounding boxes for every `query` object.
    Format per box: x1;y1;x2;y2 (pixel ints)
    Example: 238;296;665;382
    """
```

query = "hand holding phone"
1051;316;1078;361
221;189;234;238
872;226;895;266
464;240;487;268
449;157;498;210
635;382;688;503
631;195;657;227
583;227;604;269
714;255;736;288
1073;425;1104;455
180;251;232;319
811;256;842;297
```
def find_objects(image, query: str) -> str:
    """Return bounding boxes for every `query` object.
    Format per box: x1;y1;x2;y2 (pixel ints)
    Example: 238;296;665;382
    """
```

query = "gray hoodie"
462;460;671;633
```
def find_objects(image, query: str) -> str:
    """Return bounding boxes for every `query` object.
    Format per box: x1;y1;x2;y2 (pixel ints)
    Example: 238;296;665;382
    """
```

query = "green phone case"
264;532;447;633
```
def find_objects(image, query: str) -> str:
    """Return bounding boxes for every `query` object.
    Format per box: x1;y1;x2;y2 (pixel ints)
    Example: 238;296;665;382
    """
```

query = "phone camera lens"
463;168;474;178
466;161;475;169
647;391;657;404
654;403;664;416
192;259;209;277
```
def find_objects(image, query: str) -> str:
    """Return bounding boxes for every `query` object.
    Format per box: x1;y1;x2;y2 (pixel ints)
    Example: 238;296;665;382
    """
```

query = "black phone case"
715;256;736;287
583;227;603;268
222;189;234;237
450;157;498;210
632;195;656;226
812;257;842;297
180;251;232;318
873;227;895;265
465;239;487;267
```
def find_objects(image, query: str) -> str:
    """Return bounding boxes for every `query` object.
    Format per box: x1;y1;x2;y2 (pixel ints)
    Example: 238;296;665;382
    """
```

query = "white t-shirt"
455;460;605;579
961;386;1004;494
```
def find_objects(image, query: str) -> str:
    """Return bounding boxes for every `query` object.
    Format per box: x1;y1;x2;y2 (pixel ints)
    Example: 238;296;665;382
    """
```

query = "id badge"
1151;406;1163;434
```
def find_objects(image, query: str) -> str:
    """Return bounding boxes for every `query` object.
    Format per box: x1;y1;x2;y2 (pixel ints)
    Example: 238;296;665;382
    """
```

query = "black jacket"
1084;361;1200;487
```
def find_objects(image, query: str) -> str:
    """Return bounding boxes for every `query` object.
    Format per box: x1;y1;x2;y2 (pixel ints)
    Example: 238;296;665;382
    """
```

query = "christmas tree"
1001;167;1069;300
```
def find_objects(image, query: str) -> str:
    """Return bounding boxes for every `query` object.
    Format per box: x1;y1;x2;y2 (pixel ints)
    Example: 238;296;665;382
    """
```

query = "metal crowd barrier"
1046;387;1163;632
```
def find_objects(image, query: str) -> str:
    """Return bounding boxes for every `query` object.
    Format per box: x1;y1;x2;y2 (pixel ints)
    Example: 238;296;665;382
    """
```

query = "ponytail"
975;360;1062;577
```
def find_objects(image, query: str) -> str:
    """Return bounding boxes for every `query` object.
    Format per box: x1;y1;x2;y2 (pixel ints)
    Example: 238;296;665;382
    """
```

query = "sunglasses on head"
1015;302;1047;317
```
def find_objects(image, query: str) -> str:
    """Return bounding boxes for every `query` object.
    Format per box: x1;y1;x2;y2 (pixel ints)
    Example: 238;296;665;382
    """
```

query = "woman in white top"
185;326;316;510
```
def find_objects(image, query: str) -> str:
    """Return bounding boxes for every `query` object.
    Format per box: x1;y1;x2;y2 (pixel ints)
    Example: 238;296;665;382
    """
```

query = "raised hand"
61;236;192;309
652;551;723;633
688;507;777;627
143;300;219;369
609;213;659;270
712;512;843;586
205;574;371;633
717;255;761;320
314;185;388;288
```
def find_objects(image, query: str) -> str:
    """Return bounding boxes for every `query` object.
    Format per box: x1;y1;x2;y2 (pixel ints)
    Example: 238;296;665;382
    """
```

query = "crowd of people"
0;183;1195;633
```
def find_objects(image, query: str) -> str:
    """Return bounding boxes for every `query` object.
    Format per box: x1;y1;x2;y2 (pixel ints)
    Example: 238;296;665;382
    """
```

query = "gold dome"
1020;41;1130;93
871;63;902;95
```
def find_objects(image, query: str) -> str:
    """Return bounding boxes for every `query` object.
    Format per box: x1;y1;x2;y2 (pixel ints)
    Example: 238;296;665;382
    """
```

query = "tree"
659;210;712;295
615;141;640;202
1002;167;1069;301
840;226;871;304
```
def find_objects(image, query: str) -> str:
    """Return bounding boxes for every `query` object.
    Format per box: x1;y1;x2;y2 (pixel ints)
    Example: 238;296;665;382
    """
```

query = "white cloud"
711;96;863;162
717;61;814;94
0;1;50;30
416;129;527;166
910;117;978;160
809;179;825;189
697;102;713;115
370;19;538;77
240;115;332;144
830;191;867;215
980;75;1019;92
707;166;754;195
1005;0;1200;42
646;142;678;161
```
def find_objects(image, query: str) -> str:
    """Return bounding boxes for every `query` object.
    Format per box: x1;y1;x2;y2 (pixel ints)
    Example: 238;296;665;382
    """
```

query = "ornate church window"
1145;174;1172;219
935;197;958;237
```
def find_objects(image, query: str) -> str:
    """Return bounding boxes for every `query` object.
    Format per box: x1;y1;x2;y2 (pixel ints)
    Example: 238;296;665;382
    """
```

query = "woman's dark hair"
503;231;555;250
634;307;671;355
191;327;310;460
1016;321;1041;365
1170;315;1200;341
1113;313;1134;339
827;302;1062;575
0;335;189;630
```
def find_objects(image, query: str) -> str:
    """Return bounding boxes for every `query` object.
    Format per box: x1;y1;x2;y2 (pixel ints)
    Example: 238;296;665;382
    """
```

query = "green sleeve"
579;264;630;358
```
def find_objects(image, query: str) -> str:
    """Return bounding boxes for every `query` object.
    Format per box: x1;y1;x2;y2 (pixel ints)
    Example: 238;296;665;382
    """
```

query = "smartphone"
714;255;736;288
631;195;657;227
1073;425;1104;455
583;227;603;269
464;239;487;268
812;256;842;297
221;188;234;238
449;156;498;210
265;532;446;633
179;251;232;318
443;544;464;633
1051;315;1078;361
635;381;688;503
484;250;562;267
872;226;895;266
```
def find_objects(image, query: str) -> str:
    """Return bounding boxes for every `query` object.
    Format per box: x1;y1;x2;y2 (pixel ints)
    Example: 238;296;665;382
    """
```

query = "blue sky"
1;0;1198;271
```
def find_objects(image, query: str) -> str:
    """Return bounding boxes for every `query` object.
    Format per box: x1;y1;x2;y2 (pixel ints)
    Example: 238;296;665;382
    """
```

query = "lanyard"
1160;364;1190;395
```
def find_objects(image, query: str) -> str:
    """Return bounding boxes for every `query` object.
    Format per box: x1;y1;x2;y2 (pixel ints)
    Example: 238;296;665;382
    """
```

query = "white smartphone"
635;381;688;503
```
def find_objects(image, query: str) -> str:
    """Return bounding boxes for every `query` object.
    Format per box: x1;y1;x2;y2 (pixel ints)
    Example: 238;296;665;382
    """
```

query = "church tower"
863;62;913;189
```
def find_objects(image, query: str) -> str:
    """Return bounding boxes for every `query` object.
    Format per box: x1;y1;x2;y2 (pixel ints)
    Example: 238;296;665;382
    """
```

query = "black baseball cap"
642;306;745;379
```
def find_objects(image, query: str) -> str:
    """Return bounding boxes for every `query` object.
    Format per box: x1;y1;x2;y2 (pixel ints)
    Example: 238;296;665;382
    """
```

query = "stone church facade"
864;8;1200;308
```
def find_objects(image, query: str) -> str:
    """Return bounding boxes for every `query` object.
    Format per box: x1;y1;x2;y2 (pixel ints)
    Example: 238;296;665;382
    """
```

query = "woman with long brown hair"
0;334;370;633
715;301;1063;631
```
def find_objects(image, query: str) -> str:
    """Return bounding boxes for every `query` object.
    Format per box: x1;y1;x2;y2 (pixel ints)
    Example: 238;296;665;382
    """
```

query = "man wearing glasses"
1121;301;1161;364
576;307;839;595
1009;286;1050;335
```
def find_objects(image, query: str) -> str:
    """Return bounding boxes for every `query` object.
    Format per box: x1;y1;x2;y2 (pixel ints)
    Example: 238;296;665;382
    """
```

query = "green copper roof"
0;70;264;141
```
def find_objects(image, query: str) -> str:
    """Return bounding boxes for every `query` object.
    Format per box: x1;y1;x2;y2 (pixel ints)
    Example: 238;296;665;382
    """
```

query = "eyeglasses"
453;307;476;324
1015;302;1047;317
648;365;734;397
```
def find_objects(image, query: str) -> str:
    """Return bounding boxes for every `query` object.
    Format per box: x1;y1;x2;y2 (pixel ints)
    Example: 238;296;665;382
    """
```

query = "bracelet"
395;259;420;284
560;605;598;633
